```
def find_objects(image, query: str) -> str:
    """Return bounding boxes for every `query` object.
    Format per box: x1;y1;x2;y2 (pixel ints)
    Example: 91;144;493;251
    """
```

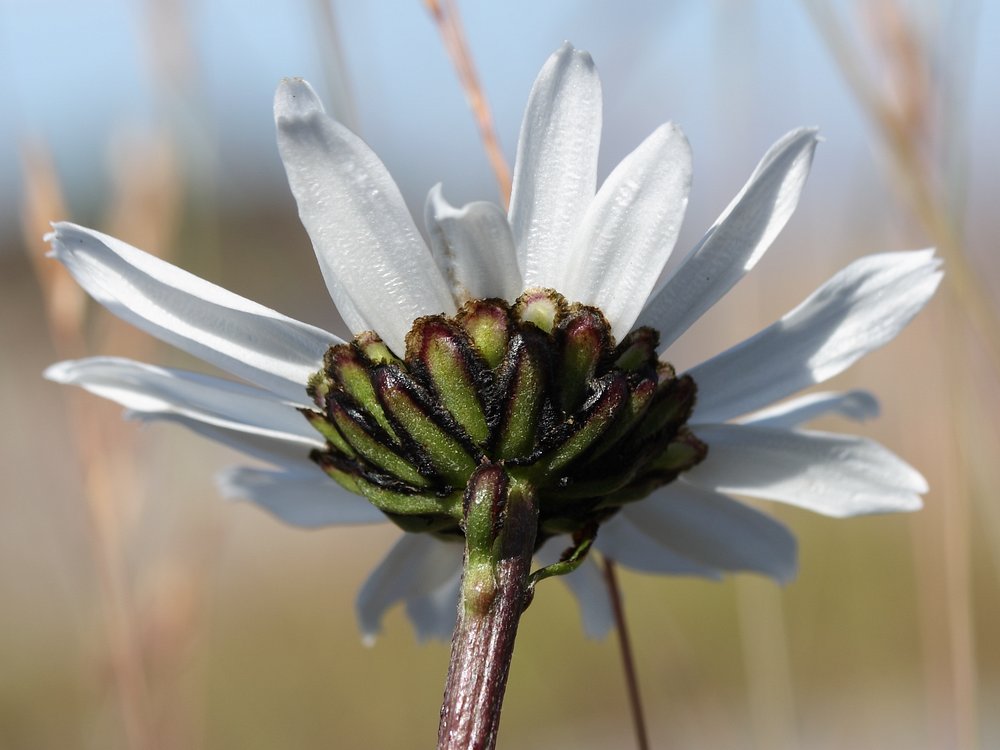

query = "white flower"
45;44;941;641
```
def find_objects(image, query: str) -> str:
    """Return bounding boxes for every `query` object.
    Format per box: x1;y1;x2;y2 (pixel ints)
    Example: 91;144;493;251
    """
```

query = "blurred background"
1;0;998;748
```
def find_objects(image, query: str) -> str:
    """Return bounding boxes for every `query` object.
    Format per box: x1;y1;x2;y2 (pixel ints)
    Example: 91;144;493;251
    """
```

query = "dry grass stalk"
21;36;191;746
424;0;513;209
20;139;159;750
806;0;1000;378
804;2;983;747
19;143;85;353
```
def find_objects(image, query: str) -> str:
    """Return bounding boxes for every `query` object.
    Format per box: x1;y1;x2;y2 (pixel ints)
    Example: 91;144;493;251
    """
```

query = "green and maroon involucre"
302;288;706;551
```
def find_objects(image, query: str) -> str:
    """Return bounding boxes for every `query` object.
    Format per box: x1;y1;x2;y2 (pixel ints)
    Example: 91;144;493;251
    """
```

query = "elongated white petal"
689;250;942;423
131;412;315;467
684;424;927;517
275;79;455;354
536;538;612;638
564;123;692;339
596;513;721;578
48;223;337;404
508;43;602;289
356;534;464;642
424;184;523;303
621;482;798;582
405;571;462;642
637;129;819;349
45;357;321;445
218;465;385;527
48;356;322;466
742;390;879;429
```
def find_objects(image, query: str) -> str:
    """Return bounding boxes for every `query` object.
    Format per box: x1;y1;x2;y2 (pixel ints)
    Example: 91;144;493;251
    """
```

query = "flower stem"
603;558;651;750
438;465;538;750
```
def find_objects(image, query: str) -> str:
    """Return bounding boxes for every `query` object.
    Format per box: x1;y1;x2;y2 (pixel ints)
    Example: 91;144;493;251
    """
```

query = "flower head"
46;44;941;640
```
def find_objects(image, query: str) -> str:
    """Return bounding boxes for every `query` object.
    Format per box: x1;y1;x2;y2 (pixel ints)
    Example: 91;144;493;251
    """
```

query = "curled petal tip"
426;182;451;216
42;220;62;244
770;128;821;163
274;77;325;122
44;220;74;246
42;360;73;383
552;40;594;68
658;120;686;137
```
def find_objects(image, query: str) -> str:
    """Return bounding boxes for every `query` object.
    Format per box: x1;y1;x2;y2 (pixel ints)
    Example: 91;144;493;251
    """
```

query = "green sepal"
457;299;510;370
359;478;462;519
306;370;332;408
329;398;431;488
646;427;708;473
406;316;491;445
614;327;659;371
513;288;567;334
355;331;402;366
594;430;708;509
587;376;657;460
301;407;356;458
632;371;696;442
326;344;399;441
317;452;462;520
313;452;457;531
313;451;364;494
542;473;634;504
532;372;628;476
493;328;550;461
372;365;479;488
556;306;611;414
540;448;650;503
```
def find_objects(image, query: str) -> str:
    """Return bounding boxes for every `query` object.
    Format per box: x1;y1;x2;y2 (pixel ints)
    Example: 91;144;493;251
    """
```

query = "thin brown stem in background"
603;558;651;750
424;0;512;209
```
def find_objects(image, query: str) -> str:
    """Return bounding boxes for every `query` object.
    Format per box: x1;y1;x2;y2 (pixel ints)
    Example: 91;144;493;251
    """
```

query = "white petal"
356;533;464;642
424;184;523;303
218;465;385;527
637;129;820;349
44;357;322;446
508;43;602;290
621;482;798;582
536;537;613;638
275;78;455;355
689;250;942;424
596;513;721;578
741;390;879;429
48;223;337;404
131;412;314;467
405;571;462;642
684;424;927;517
563;123;692;339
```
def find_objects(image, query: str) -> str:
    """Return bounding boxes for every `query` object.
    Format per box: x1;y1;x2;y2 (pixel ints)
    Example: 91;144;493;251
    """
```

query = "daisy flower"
45;44;941;642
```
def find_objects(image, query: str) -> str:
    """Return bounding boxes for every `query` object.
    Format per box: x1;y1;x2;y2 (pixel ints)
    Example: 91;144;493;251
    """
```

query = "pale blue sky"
1;1;996;245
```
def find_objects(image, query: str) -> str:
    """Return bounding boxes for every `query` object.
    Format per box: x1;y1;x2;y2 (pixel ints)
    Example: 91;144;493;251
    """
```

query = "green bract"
304;289;706;547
